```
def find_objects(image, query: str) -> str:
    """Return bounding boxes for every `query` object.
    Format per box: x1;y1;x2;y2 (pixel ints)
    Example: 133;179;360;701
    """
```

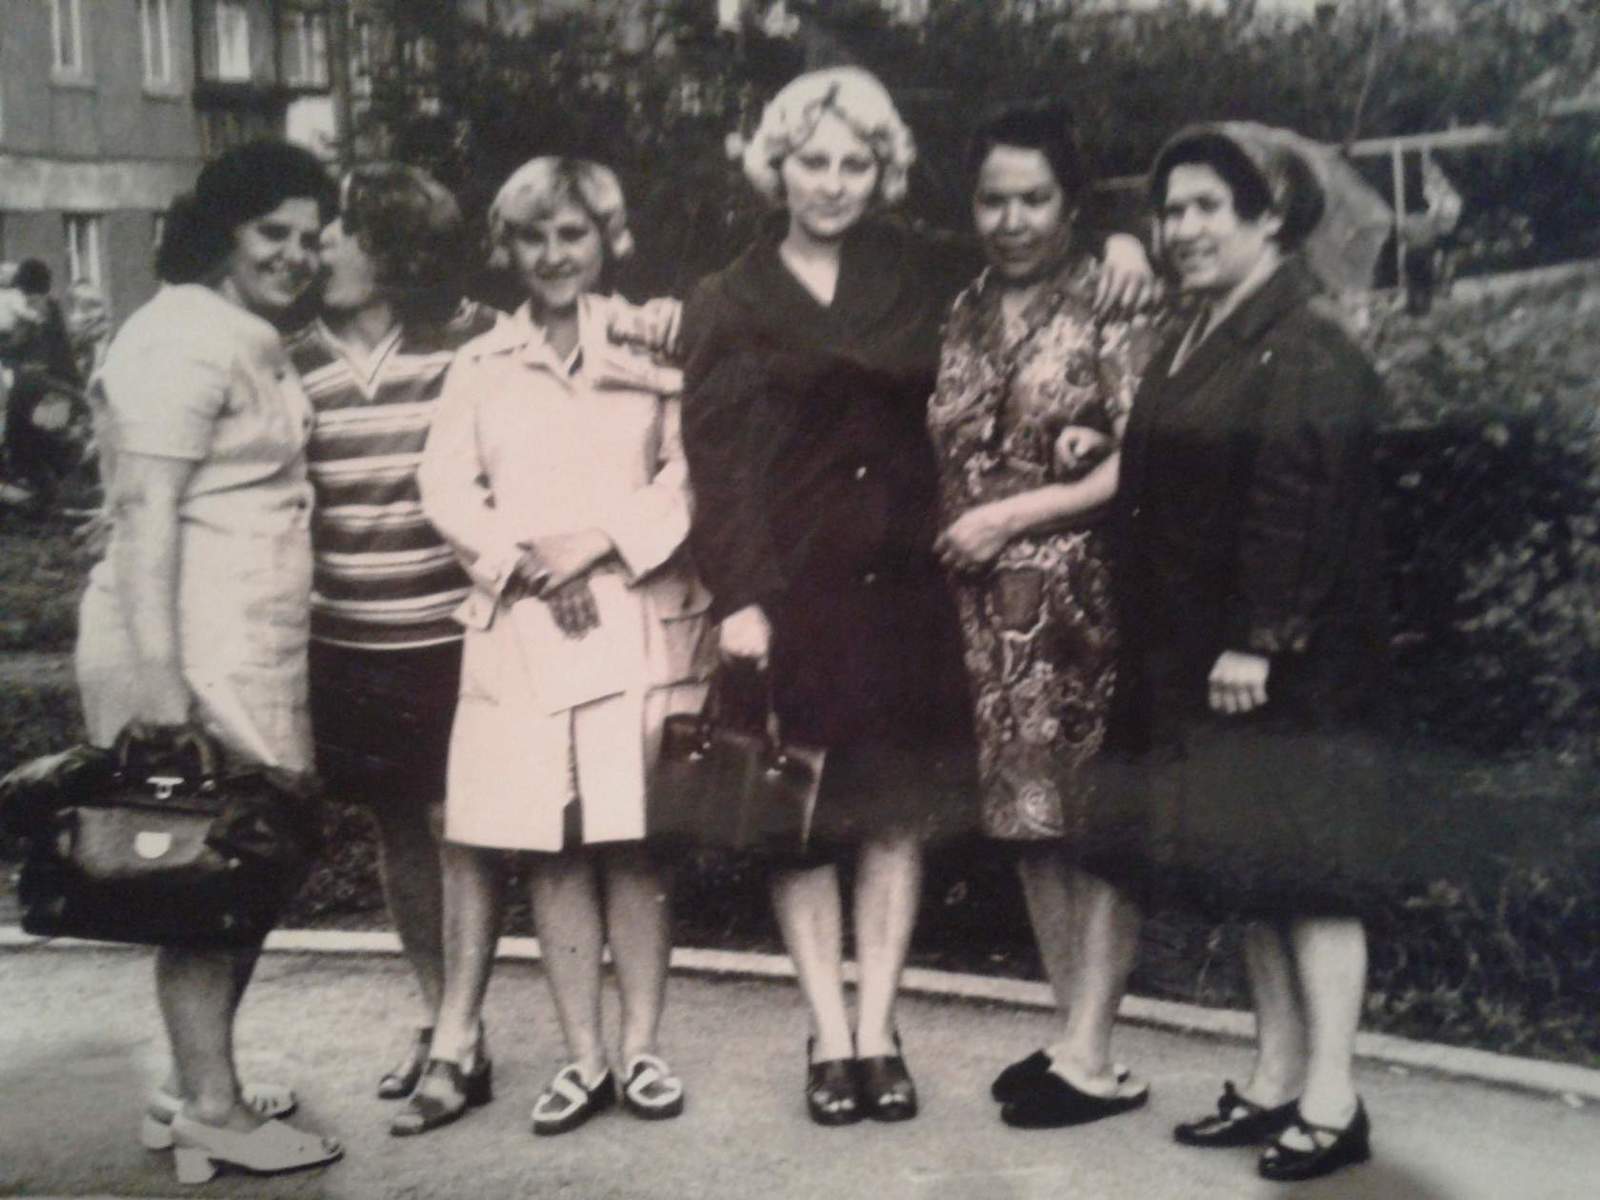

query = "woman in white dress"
403;157;712;1137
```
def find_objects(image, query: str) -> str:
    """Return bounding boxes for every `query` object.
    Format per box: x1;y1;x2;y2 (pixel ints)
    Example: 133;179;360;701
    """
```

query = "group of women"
75;62;1390;1187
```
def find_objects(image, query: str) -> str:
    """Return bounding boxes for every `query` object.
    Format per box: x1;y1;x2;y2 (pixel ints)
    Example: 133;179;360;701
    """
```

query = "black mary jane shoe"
377;1026;434;1100
857;1032;918;1122
806;1037;862;1127
389;1056;494;1138
1001;1068;1148;1129
1258;1100;1372;1183
1174;1081;1298;1148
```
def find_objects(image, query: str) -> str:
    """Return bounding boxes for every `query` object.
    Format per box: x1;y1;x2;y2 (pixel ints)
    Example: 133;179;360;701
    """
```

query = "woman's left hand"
1208;650;1270;715
935;503;1015;573
1095;234;1163;317
529;529;614;591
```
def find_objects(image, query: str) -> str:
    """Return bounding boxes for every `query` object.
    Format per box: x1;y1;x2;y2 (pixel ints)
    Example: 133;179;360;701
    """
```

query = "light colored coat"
418;296;713;851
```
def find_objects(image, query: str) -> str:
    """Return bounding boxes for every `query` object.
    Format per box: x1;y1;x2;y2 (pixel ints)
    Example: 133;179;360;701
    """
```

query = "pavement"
0;939;1596;1200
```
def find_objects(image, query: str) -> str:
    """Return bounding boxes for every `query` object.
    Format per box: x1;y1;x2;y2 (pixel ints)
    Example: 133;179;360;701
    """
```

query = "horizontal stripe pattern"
288;303;501;651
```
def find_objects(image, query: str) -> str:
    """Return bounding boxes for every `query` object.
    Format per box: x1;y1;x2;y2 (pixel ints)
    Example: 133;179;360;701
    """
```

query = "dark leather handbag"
1;725;324;948
650;674;825;855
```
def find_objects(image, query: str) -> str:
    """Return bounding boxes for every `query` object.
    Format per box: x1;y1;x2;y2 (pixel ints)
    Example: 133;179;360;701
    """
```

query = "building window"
213;2;253;81
152;211;167;256
64;215;103;290
351;16;374;97
141;0;175;87
280;5;331;88
51;0;87;77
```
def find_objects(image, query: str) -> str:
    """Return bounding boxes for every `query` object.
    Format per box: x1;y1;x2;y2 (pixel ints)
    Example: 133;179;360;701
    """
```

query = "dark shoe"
857;1032;918;1122
377;1026;433;1100
1175;1081;1298;1148
806;1037;862;1126
991;1050;1133;1104
1258;1100;1372;1183
1001;1069;1149;1129
388;1056;494;1138
531;1064;616;1136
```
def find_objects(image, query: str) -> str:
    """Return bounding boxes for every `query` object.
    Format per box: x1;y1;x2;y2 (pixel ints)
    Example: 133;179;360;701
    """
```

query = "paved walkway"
1;943;1595;1200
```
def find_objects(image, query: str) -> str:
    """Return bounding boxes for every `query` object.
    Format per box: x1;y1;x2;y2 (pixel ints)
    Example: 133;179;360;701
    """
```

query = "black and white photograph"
1;2;1598;1197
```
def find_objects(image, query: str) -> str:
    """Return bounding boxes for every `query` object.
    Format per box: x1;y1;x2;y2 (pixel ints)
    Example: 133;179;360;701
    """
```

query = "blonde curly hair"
487;157;635;270
740;67;916;208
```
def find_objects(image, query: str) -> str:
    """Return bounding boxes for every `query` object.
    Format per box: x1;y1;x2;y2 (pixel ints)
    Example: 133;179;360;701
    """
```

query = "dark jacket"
680;217;976;752
1112;257;1389;730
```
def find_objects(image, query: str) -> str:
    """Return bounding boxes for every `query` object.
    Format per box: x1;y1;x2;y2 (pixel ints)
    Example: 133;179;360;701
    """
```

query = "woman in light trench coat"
402;157;713;1138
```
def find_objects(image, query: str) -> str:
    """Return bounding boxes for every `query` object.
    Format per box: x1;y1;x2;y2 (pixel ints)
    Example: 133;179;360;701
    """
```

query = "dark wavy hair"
339;162;466;328
965;101;1093;207
1149;129;1324;253
156;140;336;285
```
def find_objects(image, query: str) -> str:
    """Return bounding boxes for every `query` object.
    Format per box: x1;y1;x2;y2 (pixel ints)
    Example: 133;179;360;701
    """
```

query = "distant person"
285;162;502;1112
75;139;342;1183
63;279;113;383
4;261;82;504
1104;123;1392;1184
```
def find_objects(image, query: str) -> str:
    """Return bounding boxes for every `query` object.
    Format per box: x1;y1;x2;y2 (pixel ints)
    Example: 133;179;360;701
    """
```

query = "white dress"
76;285;315;771
418;296;713;851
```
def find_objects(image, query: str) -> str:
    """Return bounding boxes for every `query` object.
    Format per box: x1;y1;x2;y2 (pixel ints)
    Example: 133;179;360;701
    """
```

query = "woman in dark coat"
681;67;1150;1126
1105;123;1391;1184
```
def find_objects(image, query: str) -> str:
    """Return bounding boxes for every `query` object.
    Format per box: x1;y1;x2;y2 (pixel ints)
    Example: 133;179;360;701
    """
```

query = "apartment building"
0;0;335;321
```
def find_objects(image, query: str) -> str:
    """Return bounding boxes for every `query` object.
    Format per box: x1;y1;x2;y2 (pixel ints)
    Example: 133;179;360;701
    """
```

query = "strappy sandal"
990;1050;1134;1104
857;1031;918;1122
1174;1081;1298;1148
1000;1066;1149;1129
806;1036;861;1127
620;1054;685;1120
1258;1100;1371;1182
531;1064;616;1136
141;1083;297;1151
378;1026;433;1100
169;1113;341;1183
388;1055;494;1138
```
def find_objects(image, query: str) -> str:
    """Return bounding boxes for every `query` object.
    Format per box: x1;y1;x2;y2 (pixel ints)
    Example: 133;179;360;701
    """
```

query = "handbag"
650;672;825;855
1;724;324;948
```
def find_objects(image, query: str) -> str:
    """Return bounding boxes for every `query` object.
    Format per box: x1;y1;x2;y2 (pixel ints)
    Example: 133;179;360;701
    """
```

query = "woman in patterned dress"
928;104;1159;1128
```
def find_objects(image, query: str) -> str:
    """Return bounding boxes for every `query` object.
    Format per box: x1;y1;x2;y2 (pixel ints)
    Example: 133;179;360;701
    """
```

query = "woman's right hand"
718;604;772;669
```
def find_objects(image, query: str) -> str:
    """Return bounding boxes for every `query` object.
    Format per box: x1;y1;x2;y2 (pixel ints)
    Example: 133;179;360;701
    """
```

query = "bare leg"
601;844;673;1064
1016;844;1078;1028
1240;920;1308;1108
1049;869;1141;1093
370;798;446;1018
159;949;258;1100
528;849;608;1080
770;862;852;1060
156;947;257;1131
429;843;503;1066
1286;916;1365;1133
851;828;923;1057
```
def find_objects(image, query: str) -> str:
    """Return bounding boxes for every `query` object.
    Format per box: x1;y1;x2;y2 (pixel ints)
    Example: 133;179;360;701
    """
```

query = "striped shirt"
288;302;501;650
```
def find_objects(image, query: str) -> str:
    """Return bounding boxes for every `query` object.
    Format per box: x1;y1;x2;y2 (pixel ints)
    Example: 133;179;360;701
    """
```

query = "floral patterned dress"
928;255;1156;840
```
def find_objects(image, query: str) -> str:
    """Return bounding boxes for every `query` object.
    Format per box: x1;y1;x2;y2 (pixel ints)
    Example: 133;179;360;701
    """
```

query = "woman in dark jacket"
681;67;1150;1126
1106;123;1391;1184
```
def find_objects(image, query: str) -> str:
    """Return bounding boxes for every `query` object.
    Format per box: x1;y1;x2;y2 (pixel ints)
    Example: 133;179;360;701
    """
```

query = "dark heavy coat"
1101;258;1395;915
680;218;978;837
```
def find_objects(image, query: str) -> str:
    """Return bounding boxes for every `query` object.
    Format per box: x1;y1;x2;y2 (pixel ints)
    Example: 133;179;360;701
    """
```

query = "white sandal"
620;1054;685;1119
141;1082;298;1150
169;1113;341;1183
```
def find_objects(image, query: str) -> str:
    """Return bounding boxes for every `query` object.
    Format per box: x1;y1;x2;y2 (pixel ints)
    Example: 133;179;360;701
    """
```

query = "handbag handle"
110;721;224;791
701;669;792;771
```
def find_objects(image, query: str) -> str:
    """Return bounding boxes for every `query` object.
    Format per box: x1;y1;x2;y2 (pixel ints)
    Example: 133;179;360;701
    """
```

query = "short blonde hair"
741;67;916;208
487;157;634;269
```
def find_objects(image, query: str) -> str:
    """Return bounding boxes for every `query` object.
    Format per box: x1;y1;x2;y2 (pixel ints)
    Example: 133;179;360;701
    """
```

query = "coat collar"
1163;256;1318;391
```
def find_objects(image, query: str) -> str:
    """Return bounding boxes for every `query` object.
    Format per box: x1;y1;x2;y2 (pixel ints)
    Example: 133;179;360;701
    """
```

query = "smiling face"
973;145;1074;285
780;111;880;246
1159;162;1281;298
216;197;324;318
504;198;605;318
317;216;381;314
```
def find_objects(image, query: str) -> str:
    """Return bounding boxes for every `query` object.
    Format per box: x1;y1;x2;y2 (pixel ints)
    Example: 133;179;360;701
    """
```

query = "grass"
0;510;89;653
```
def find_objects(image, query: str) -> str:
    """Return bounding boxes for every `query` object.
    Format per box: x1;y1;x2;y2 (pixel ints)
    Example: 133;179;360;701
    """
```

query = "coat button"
863;571;878;585
854;465;868;480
